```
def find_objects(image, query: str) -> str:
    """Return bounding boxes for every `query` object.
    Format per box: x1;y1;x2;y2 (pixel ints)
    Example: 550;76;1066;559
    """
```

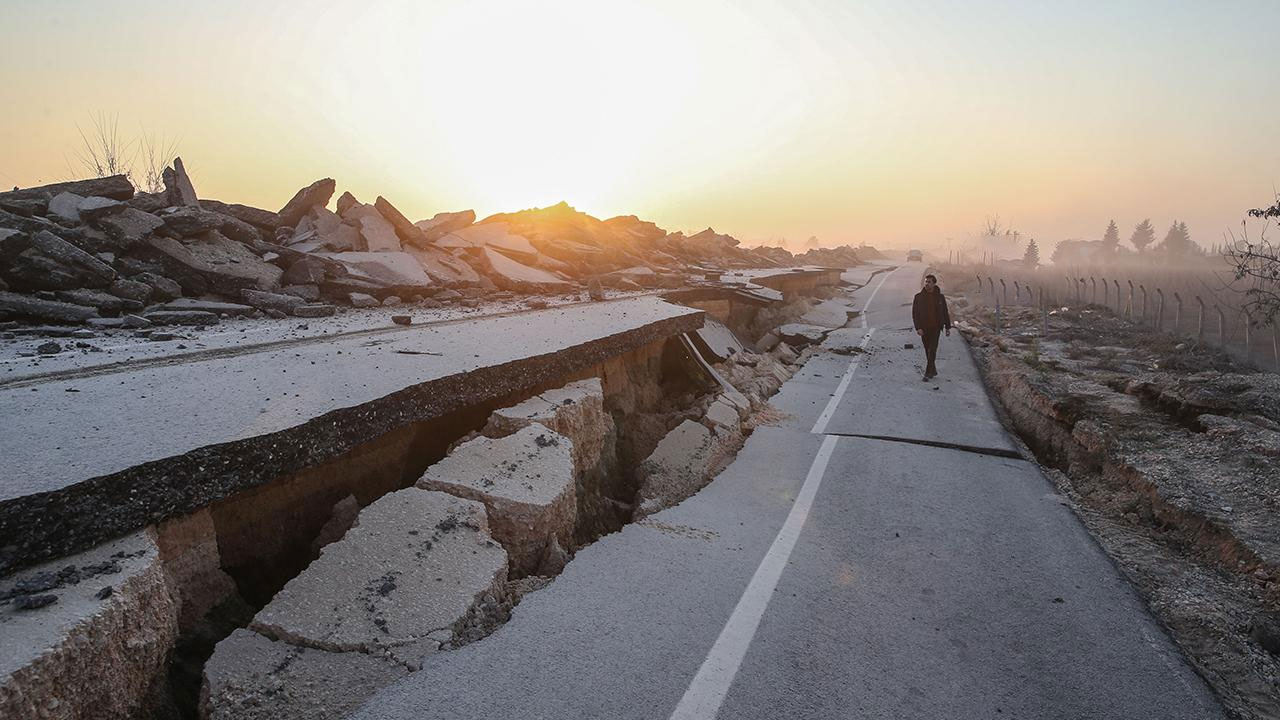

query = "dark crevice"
822;431;1027;460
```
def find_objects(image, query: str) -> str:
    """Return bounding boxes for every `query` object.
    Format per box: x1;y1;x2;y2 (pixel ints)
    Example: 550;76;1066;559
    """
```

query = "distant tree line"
1047;218;1203;267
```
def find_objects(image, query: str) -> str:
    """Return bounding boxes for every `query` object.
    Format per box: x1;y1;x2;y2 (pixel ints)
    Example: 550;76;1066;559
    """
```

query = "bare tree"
73;112;134;181
983;214;1004;237
1223;196;1280;325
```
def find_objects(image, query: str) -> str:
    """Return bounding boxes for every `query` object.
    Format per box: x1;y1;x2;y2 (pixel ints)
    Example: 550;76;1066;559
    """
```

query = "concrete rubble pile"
200;378;617;720
0;169;848;331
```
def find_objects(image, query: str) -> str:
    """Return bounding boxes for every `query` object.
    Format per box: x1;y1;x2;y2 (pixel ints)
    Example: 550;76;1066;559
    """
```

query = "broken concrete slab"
202;628;408;720
107;278;152;303
691;317;746;363
0;531;178;720
704;396;741;430
55;288;140;313
414;210;475;242
346;204;402;253
160;297;255;316
474;247;572;293
240;289;305;315
0;174;135;205
76;196;126;221
201;199;282;230
777;322;832;347
92;207;165;246
349;292;378;308
163;157;201;208
404;245;480;287
157;206;262;245
142;309;220;326
418;425;576;576
278;178;336;227
374;196;426;247
0;291;99;323
336;191;360;217
292;303;336;317
30;231;115;285
318;251;432;293
132;272;182;301
483;378;611;480
634;419;717;519
48;191;87;223
145;232;283;293
250;488;507;661
449;222;538;261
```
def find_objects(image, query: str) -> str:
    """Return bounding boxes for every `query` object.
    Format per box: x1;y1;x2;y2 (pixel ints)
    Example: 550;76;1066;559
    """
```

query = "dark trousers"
920;328;941;375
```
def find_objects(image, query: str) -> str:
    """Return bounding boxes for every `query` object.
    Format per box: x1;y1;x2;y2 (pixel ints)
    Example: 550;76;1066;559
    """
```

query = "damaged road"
352;264;1225;720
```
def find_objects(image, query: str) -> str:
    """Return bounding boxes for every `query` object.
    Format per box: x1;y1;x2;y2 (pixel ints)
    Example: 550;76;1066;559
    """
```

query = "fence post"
1000;278;1008;306
1139;284;1148;325
1079;278;1087;304
1174;292;1183;335
1196;296;1205;341
987;276;995;295
1244;312;1252;358
1113;280;1121;313
1217;305;1226;346
1013;281;1021;305
1126;280;1135;320
1102;278;1109;309
1090;276;1097;304
1155;288;1165;331
976;275;983;293
1040;286;1048;336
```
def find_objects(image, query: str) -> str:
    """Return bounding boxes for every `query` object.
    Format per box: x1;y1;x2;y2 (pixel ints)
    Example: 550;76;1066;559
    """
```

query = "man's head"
923;274;938;292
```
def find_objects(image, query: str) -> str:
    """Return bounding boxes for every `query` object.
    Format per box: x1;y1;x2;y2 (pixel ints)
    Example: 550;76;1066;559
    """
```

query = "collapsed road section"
0;265;852;719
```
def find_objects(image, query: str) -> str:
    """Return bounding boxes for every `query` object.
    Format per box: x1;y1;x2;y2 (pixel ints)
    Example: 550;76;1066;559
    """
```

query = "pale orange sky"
1;0;1277;251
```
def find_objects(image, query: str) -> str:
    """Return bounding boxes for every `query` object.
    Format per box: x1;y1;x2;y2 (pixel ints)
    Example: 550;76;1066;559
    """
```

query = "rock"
202;629;408;720
319;251;433;294
93;207;165;246
201;199;282;230
587;278;605;301
132;272;182;301
122;314;152;329
382;295;401;306
55;288;140;313
349;292;378;308
345;204;401;252
777;323;831;347
404;245;481;287
0;197;46;216
418;425;576;576
250;489;507;663
335;191;360;217
76;196;126;221
0;174;134;205
293;303;336;318
374;196;426;246
241;289;306;315
0;531;177;720
85;317;125;329
635;419;717;519
310;495;361;556
414;210;475;242
47;192;87;222
281;284;321;302
144;232;283;293
391;315;412;326
36;341;61;355
278;178;336;227
0;291;98;323
106;278;152;303
30;231;115;285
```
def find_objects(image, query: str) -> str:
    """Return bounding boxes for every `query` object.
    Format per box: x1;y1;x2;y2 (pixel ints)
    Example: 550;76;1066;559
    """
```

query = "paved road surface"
353;262;1224;720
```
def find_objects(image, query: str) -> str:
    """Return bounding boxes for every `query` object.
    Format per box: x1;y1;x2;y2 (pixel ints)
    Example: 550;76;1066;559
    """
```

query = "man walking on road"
912;273;952;380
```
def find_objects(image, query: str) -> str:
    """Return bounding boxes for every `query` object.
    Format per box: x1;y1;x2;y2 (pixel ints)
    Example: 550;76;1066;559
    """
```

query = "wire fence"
944;260;1279;372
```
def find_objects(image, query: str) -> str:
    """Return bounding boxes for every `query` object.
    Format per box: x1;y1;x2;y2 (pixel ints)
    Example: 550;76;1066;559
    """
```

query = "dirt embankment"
952;283;1280;720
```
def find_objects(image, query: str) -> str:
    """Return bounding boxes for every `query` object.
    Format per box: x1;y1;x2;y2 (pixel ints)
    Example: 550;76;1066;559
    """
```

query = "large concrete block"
201;629;408;720
634;419;717;519
250;489;506;663
483;378;611;478
418;425;576;576
0;531;179;720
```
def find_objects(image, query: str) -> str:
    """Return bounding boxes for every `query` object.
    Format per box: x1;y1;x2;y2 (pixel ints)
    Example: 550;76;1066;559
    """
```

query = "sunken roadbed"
0;297;701;573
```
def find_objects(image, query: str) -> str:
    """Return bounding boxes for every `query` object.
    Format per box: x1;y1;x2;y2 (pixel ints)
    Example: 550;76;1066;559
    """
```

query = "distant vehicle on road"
907;249;923;261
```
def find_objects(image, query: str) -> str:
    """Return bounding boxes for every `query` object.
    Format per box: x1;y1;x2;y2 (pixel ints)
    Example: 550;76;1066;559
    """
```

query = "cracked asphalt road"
353;263;1225;720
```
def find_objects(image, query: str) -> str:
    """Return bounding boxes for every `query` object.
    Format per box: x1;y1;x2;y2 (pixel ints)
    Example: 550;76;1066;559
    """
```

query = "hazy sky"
2;0;1277;249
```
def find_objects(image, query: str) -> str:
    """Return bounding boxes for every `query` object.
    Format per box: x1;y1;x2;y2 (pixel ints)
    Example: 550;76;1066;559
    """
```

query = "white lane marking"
809;328;874;434
669;434;841;720
808;267;897;434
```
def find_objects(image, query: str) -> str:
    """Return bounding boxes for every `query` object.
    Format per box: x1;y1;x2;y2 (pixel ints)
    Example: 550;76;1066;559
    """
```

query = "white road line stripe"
669;434;841;720
808;266;897;434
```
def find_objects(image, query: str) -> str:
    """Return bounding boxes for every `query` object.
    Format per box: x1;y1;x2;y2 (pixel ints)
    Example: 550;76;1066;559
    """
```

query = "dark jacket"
912;288;952;331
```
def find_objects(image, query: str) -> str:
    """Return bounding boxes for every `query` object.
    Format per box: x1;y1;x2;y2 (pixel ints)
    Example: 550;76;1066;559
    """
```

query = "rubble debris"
292;303;336;317
163;157;201;208
320;251;432;294
0;174;135;206
414;209;475;242
350;292;379;308
419;425;577;576
241;289;306;315
277;178;336;227
391;315;412;326
201;199;282;230
373;196;426;247
0;290;98;323
343;203;402;252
